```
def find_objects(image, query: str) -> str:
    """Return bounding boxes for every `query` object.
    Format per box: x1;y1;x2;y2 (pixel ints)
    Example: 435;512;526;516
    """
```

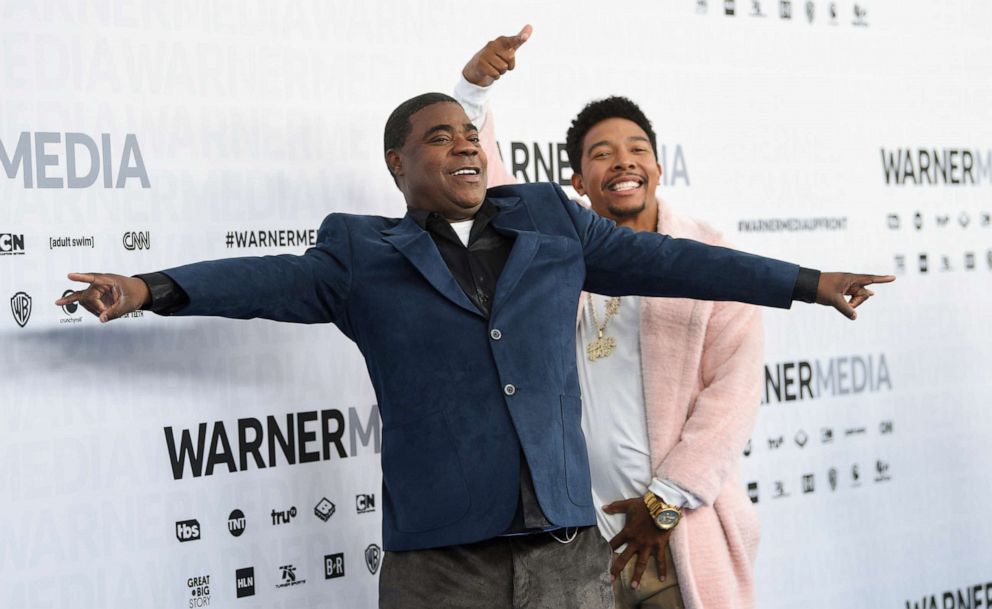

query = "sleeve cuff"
135;272;190;315
649;478;703;510
453;75;494;128
791;267;821;303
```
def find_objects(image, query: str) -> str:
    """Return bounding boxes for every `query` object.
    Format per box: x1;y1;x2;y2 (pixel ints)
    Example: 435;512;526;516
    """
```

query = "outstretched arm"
56;213;355;330
455;25;532;188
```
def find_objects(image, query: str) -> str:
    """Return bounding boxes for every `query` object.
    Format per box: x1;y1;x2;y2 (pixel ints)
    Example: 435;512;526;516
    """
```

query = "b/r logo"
176;519;200;542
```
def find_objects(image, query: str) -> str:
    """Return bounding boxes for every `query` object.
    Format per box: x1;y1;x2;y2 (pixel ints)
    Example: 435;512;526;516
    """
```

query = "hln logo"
235;567;255;598
0;132;150;189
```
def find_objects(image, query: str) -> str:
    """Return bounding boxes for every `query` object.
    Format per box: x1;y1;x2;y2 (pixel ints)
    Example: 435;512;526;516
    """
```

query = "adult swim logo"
881;148;992;185
0;233;25;256
762;353;892;404
162;407;381;480
0;132;149;188
10;292;31;328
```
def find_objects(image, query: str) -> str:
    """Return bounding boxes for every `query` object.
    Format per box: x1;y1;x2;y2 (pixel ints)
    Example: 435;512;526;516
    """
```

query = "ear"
386;149;403;178
571;172;587;196
656;160;663;183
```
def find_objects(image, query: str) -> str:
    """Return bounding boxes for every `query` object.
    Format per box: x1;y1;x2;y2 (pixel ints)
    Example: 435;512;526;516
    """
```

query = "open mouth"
605;175;645;192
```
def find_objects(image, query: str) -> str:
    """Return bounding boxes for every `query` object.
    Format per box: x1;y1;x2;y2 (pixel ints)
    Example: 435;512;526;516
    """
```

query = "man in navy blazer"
59;93;892;608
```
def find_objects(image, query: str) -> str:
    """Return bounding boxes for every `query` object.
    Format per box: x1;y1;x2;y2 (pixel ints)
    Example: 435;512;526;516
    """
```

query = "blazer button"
490;328;502;341
503;384;516;396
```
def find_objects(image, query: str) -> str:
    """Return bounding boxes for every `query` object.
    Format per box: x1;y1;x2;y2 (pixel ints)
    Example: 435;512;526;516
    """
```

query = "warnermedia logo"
762;353;892;404
0;132;150;188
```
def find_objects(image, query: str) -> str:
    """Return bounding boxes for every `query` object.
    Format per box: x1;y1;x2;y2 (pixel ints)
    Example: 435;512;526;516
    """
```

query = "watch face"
657;509;680;529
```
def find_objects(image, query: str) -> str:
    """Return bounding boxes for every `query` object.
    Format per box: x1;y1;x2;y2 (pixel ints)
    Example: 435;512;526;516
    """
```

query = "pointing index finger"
67;272;98;284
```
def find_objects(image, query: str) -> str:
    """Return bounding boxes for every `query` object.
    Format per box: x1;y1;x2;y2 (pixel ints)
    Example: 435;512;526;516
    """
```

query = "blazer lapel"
488;196;541;316
382;215;484;318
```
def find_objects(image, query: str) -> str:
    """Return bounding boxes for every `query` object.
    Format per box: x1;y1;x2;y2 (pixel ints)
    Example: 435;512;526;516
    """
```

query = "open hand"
603;498;672;590
815;272;895;320
55;273;151;323
462;24;532;87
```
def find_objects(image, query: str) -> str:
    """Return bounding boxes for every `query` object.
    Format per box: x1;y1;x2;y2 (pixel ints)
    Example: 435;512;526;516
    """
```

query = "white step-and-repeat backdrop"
2;1;990;608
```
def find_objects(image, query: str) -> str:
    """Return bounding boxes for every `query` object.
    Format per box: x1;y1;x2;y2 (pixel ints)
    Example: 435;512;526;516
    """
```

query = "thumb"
833;294;857;321
98;282;131;323
503;24;533;50
602;499;630;514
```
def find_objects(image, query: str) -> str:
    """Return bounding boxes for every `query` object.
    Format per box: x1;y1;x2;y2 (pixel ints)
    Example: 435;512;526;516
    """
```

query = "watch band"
643;490;682;531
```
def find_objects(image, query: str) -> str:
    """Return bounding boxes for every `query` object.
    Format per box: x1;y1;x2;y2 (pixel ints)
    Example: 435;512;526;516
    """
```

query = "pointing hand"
462;24;533;87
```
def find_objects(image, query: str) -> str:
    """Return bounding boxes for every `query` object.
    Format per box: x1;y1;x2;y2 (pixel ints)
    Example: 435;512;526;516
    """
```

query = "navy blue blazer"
163;182;799;551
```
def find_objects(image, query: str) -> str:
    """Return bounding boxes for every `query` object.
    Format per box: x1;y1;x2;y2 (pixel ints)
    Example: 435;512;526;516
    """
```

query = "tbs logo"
176;519;200;542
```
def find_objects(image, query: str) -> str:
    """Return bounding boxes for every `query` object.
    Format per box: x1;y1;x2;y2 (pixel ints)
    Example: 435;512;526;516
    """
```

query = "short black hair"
383;92;459;179
565;96;658;175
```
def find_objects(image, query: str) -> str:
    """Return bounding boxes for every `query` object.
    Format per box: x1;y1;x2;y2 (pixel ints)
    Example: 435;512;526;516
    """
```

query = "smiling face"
386;102;488;220
570;117;662;224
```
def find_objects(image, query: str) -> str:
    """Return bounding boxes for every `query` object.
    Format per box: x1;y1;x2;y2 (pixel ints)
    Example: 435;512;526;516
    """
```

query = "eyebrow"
423;123;479;139
586;135;652;153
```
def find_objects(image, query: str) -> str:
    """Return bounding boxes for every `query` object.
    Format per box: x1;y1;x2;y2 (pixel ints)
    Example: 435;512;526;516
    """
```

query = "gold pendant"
586;336;617;361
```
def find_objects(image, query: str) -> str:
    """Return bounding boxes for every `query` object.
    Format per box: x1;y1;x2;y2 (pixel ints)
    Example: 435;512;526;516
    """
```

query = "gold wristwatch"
643;490;682;531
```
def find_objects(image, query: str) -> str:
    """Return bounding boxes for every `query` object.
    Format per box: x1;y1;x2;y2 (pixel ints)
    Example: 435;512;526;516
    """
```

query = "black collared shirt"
408;200;511;318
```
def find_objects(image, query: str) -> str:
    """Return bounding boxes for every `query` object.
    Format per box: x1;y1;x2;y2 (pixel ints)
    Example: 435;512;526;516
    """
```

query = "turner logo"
176;519;201;542
762;353;892;404
881;148;992;186
0;132;149;189
163;406;381;480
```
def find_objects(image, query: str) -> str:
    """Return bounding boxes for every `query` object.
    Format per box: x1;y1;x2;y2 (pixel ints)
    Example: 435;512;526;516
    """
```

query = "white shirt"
577;295;701;545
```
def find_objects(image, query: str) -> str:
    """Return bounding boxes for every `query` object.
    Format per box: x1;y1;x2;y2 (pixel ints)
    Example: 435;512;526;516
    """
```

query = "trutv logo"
0;132;150;188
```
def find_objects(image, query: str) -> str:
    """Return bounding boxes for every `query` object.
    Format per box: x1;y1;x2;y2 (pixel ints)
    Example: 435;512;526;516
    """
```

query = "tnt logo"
176;519;200;542
324;553;345;579
123;231;150;251
0;233;25;255
356;494;376;514
227;509;246;537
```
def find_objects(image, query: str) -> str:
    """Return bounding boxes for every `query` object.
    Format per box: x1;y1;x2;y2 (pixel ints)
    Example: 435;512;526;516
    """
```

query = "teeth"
451;168;478;176
609;180;641;191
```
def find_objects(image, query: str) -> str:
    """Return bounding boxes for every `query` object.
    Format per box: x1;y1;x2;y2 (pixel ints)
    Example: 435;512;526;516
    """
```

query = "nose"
612;149;635;170
453;134;479;157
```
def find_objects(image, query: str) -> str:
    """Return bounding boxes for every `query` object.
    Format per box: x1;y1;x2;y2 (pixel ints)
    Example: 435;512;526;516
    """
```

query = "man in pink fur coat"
455;27;772;609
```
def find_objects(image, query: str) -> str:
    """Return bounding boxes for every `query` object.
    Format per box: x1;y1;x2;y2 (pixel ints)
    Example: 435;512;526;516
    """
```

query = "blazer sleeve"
159;213;354;332
556;183;799;308
656;300;763;505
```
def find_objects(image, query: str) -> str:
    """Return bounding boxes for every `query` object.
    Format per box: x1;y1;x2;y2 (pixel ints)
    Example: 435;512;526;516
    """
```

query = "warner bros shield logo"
11;292;32;327
365;544;382;575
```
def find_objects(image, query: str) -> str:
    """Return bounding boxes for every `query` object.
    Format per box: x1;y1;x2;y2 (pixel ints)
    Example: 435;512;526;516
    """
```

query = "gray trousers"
379;526;614;609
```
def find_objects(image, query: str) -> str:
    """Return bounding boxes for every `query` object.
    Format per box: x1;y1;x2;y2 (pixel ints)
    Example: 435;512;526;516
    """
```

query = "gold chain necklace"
586;295;621;361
